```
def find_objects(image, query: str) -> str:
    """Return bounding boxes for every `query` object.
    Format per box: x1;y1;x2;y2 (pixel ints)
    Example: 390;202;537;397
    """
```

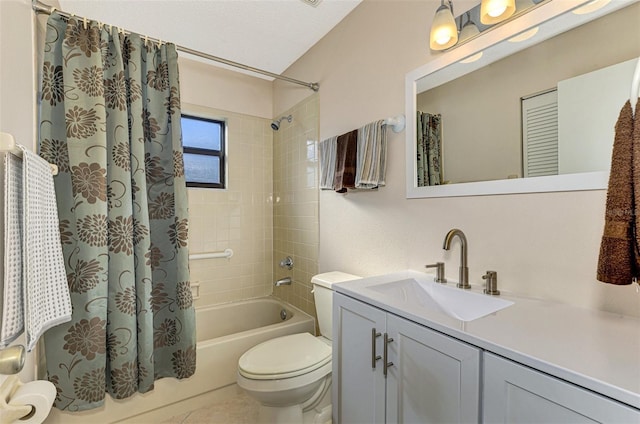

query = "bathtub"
46;297;315;423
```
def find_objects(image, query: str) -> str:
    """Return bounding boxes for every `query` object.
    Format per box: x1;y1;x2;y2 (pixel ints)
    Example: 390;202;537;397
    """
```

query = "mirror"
406;0;640;198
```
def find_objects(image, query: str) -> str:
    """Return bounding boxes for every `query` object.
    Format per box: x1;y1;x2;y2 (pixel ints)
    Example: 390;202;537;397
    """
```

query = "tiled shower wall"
187;104;274;307
272;94;320;319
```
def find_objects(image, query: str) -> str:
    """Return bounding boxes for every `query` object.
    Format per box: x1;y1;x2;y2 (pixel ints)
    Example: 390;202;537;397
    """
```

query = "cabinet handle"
383;333;394;377
371;328;382;369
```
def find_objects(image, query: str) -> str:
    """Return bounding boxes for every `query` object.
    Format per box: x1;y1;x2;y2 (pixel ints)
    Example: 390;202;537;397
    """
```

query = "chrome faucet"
274;277;292;287
443;229;470;289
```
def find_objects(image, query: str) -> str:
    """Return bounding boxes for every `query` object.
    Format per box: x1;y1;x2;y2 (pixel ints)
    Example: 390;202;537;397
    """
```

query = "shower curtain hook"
82;16;87;30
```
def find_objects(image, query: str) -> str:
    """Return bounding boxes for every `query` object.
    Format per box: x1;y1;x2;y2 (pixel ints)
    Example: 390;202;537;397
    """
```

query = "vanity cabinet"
334;292;640;424
333;293;481;423
483;353;640;423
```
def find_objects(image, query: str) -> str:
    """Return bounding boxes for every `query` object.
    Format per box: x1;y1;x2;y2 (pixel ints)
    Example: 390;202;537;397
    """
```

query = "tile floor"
161;392;259;424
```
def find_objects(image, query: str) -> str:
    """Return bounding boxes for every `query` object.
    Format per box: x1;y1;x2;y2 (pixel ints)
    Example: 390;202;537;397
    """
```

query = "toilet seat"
238;333;331;380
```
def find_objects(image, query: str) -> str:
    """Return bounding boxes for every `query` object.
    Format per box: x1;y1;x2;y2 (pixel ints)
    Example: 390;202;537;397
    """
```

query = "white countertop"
334;270;640;410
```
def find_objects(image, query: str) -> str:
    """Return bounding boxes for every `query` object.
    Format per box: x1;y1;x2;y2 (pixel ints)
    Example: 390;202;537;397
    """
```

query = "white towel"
19;147;71;352
319;136;337;190
355;120;387;189
1;153;24;348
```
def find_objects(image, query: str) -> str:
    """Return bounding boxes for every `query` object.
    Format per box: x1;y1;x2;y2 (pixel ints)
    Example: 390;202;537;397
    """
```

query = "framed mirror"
405;0;640;198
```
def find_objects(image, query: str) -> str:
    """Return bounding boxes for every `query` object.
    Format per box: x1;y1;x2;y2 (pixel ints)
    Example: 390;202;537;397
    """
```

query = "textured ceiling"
56;0;361;78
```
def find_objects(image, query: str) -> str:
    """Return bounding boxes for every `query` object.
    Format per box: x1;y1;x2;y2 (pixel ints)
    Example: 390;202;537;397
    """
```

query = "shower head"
271;115;293;131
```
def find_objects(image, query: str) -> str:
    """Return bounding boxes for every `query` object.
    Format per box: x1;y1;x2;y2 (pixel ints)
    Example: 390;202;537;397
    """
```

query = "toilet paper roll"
7;381;56;424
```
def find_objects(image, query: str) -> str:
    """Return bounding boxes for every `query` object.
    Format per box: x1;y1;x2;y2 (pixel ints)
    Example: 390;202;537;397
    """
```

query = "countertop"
333;270;640;410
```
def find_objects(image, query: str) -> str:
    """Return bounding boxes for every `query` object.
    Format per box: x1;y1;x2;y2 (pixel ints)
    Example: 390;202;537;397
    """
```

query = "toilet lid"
238;333;331;380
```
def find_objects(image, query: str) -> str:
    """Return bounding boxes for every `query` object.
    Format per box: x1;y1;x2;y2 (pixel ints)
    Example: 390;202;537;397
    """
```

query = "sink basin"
369;277;513;322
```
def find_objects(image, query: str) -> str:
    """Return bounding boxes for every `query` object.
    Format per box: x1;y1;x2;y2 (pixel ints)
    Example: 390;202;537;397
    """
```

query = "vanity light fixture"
480;0;516;24
458;12;483;62
430;0;458;51
459;12;480;42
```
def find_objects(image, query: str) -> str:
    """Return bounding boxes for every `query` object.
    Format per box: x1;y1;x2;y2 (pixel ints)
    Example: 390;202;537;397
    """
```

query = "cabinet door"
483;352;640;423
333;293;387;424
386;314;481;423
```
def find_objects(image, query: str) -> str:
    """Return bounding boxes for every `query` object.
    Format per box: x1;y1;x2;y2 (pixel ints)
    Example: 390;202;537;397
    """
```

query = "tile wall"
272;94;320;318
186;105;274;307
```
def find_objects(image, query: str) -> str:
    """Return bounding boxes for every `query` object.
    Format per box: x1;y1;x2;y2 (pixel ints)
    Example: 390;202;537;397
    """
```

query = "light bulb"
488;4;507;17
480;0;516;24
435;30;453;46
429;2;458;51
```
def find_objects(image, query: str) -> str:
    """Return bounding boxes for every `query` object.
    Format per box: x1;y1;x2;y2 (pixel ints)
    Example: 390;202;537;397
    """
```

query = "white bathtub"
46;297;315;423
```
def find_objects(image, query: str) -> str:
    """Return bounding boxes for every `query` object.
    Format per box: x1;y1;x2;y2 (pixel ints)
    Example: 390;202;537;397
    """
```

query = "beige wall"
417;6;640;184
179;58;276;307
272;94;320;319
179;57;273;119
274;0;640;317
0;0;37;151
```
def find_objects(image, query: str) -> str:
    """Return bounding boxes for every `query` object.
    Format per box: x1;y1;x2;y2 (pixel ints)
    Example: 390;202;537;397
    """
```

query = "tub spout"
275;277;292;287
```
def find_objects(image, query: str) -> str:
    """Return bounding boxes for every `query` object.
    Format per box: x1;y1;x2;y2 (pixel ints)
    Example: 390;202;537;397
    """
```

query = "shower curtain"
417;111;442;186
38;13;195;411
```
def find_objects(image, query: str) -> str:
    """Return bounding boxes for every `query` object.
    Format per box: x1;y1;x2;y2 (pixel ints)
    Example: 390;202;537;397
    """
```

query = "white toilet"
237;271;360;424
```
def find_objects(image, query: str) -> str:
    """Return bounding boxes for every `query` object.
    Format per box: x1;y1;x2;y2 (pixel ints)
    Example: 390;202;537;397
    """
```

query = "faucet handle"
482;271;500;295
425;262;447;284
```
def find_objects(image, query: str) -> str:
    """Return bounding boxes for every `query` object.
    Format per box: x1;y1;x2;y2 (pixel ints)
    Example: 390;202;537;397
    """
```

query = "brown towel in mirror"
334;130;358;193
597;100;635;285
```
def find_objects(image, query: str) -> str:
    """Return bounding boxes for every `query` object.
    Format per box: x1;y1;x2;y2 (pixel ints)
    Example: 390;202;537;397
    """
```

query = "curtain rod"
32;0;320;92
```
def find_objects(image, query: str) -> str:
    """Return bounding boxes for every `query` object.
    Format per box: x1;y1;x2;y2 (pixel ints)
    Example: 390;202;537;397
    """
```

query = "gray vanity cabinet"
483;353;640;423
333;293;481;423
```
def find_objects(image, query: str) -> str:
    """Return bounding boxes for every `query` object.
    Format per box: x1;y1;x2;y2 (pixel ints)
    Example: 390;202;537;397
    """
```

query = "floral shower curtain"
416;111;442;187
38;13;195;411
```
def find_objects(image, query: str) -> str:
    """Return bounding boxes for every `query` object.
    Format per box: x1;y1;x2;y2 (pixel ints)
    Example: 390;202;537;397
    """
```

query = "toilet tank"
311;272;361;340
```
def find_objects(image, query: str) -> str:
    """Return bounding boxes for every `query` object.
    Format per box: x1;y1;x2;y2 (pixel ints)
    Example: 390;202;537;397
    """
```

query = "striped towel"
19;147;71;351
355;120;387;189
1;153;25;348
319;136;337;190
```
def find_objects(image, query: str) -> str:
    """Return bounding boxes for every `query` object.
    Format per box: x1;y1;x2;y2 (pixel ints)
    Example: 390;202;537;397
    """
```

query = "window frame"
181;113;227;189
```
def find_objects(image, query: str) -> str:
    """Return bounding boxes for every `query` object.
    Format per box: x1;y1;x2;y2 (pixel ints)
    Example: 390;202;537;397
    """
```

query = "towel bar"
189;248;234;260
0;133;58;175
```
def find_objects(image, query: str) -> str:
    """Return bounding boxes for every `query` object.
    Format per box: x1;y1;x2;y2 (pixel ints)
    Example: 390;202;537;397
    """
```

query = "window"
181;114;226;189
